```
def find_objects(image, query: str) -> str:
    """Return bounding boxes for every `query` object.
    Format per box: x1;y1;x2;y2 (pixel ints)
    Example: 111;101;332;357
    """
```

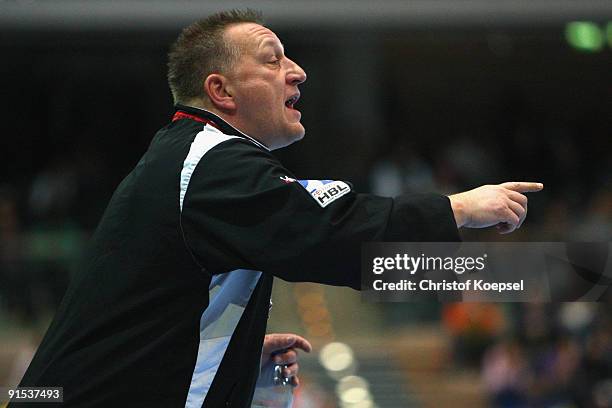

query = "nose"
286;58;307;85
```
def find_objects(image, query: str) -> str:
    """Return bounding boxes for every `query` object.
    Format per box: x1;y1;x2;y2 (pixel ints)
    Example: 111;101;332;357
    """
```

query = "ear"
203;74;236;111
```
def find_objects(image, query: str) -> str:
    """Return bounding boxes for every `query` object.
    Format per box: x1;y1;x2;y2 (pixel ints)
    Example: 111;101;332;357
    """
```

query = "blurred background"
0;1;611;407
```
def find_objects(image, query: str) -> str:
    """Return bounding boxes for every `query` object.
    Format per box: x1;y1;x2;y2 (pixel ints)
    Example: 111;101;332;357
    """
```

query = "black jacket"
15;105;459;407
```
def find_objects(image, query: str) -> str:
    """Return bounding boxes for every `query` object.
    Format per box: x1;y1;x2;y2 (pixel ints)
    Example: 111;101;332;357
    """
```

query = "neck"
180;99;272;150
176;102;271;151
183;99;239;130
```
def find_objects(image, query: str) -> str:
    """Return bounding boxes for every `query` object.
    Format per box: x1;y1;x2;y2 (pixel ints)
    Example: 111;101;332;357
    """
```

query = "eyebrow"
260;38;285;53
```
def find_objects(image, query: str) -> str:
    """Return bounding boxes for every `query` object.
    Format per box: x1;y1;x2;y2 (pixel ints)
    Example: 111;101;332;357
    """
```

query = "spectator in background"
442;303;506;367
482;339;530;408
480;304;611;408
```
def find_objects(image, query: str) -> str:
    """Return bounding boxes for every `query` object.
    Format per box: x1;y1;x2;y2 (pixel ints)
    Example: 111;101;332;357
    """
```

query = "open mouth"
285;94;300;109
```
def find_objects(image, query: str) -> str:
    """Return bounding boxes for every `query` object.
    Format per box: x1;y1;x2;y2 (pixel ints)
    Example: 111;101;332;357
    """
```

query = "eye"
268;59;281;66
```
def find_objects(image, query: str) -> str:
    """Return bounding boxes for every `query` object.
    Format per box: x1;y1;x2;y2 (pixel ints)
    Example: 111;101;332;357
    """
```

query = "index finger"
500;182;543;193
265;333;312;354
288;334;312;353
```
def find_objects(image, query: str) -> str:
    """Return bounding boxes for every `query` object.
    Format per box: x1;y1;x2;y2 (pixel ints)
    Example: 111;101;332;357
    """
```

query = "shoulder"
181;125;286;195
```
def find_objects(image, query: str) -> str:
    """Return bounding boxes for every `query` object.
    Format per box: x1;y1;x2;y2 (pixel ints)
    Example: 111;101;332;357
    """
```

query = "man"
16;9;542;408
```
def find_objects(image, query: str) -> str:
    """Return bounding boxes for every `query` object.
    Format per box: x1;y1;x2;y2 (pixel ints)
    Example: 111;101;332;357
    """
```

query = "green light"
565;22;604;52
607;22;612;48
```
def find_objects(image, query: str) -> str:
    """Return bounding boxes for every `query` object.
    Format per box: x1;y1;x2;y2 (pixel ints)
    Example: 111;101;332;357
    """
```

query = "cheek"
241;85;278;109
235;79;285;125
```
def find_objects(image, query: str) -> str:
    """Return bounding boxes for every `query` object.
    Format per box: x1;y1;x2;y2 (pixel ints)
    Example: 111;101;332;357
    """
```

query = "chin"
293;128;305;142
288;126;306;145
269;125;305;150
293;123;306;139
269;132;304;151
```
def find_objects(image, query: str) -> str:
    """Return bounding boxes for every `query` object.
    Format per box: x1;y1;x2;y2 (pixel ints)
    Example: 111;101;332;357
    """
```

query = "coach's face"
223;23;307;150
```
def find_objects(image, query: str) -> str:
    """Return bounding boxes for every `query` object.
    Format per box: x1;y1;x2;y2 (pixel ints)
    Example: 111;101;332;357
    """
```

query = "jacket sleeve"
180;139;459;290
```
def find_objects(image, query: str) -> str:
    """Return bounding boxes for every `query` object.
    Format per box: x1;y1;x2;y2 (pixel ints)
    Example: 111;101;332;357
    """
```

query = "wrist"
448;194;467;228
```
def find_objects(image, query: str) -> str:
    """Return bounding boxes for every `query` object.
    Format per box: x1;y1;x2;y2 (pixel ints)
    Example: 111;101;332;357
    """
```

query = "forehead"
225;22;283;52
